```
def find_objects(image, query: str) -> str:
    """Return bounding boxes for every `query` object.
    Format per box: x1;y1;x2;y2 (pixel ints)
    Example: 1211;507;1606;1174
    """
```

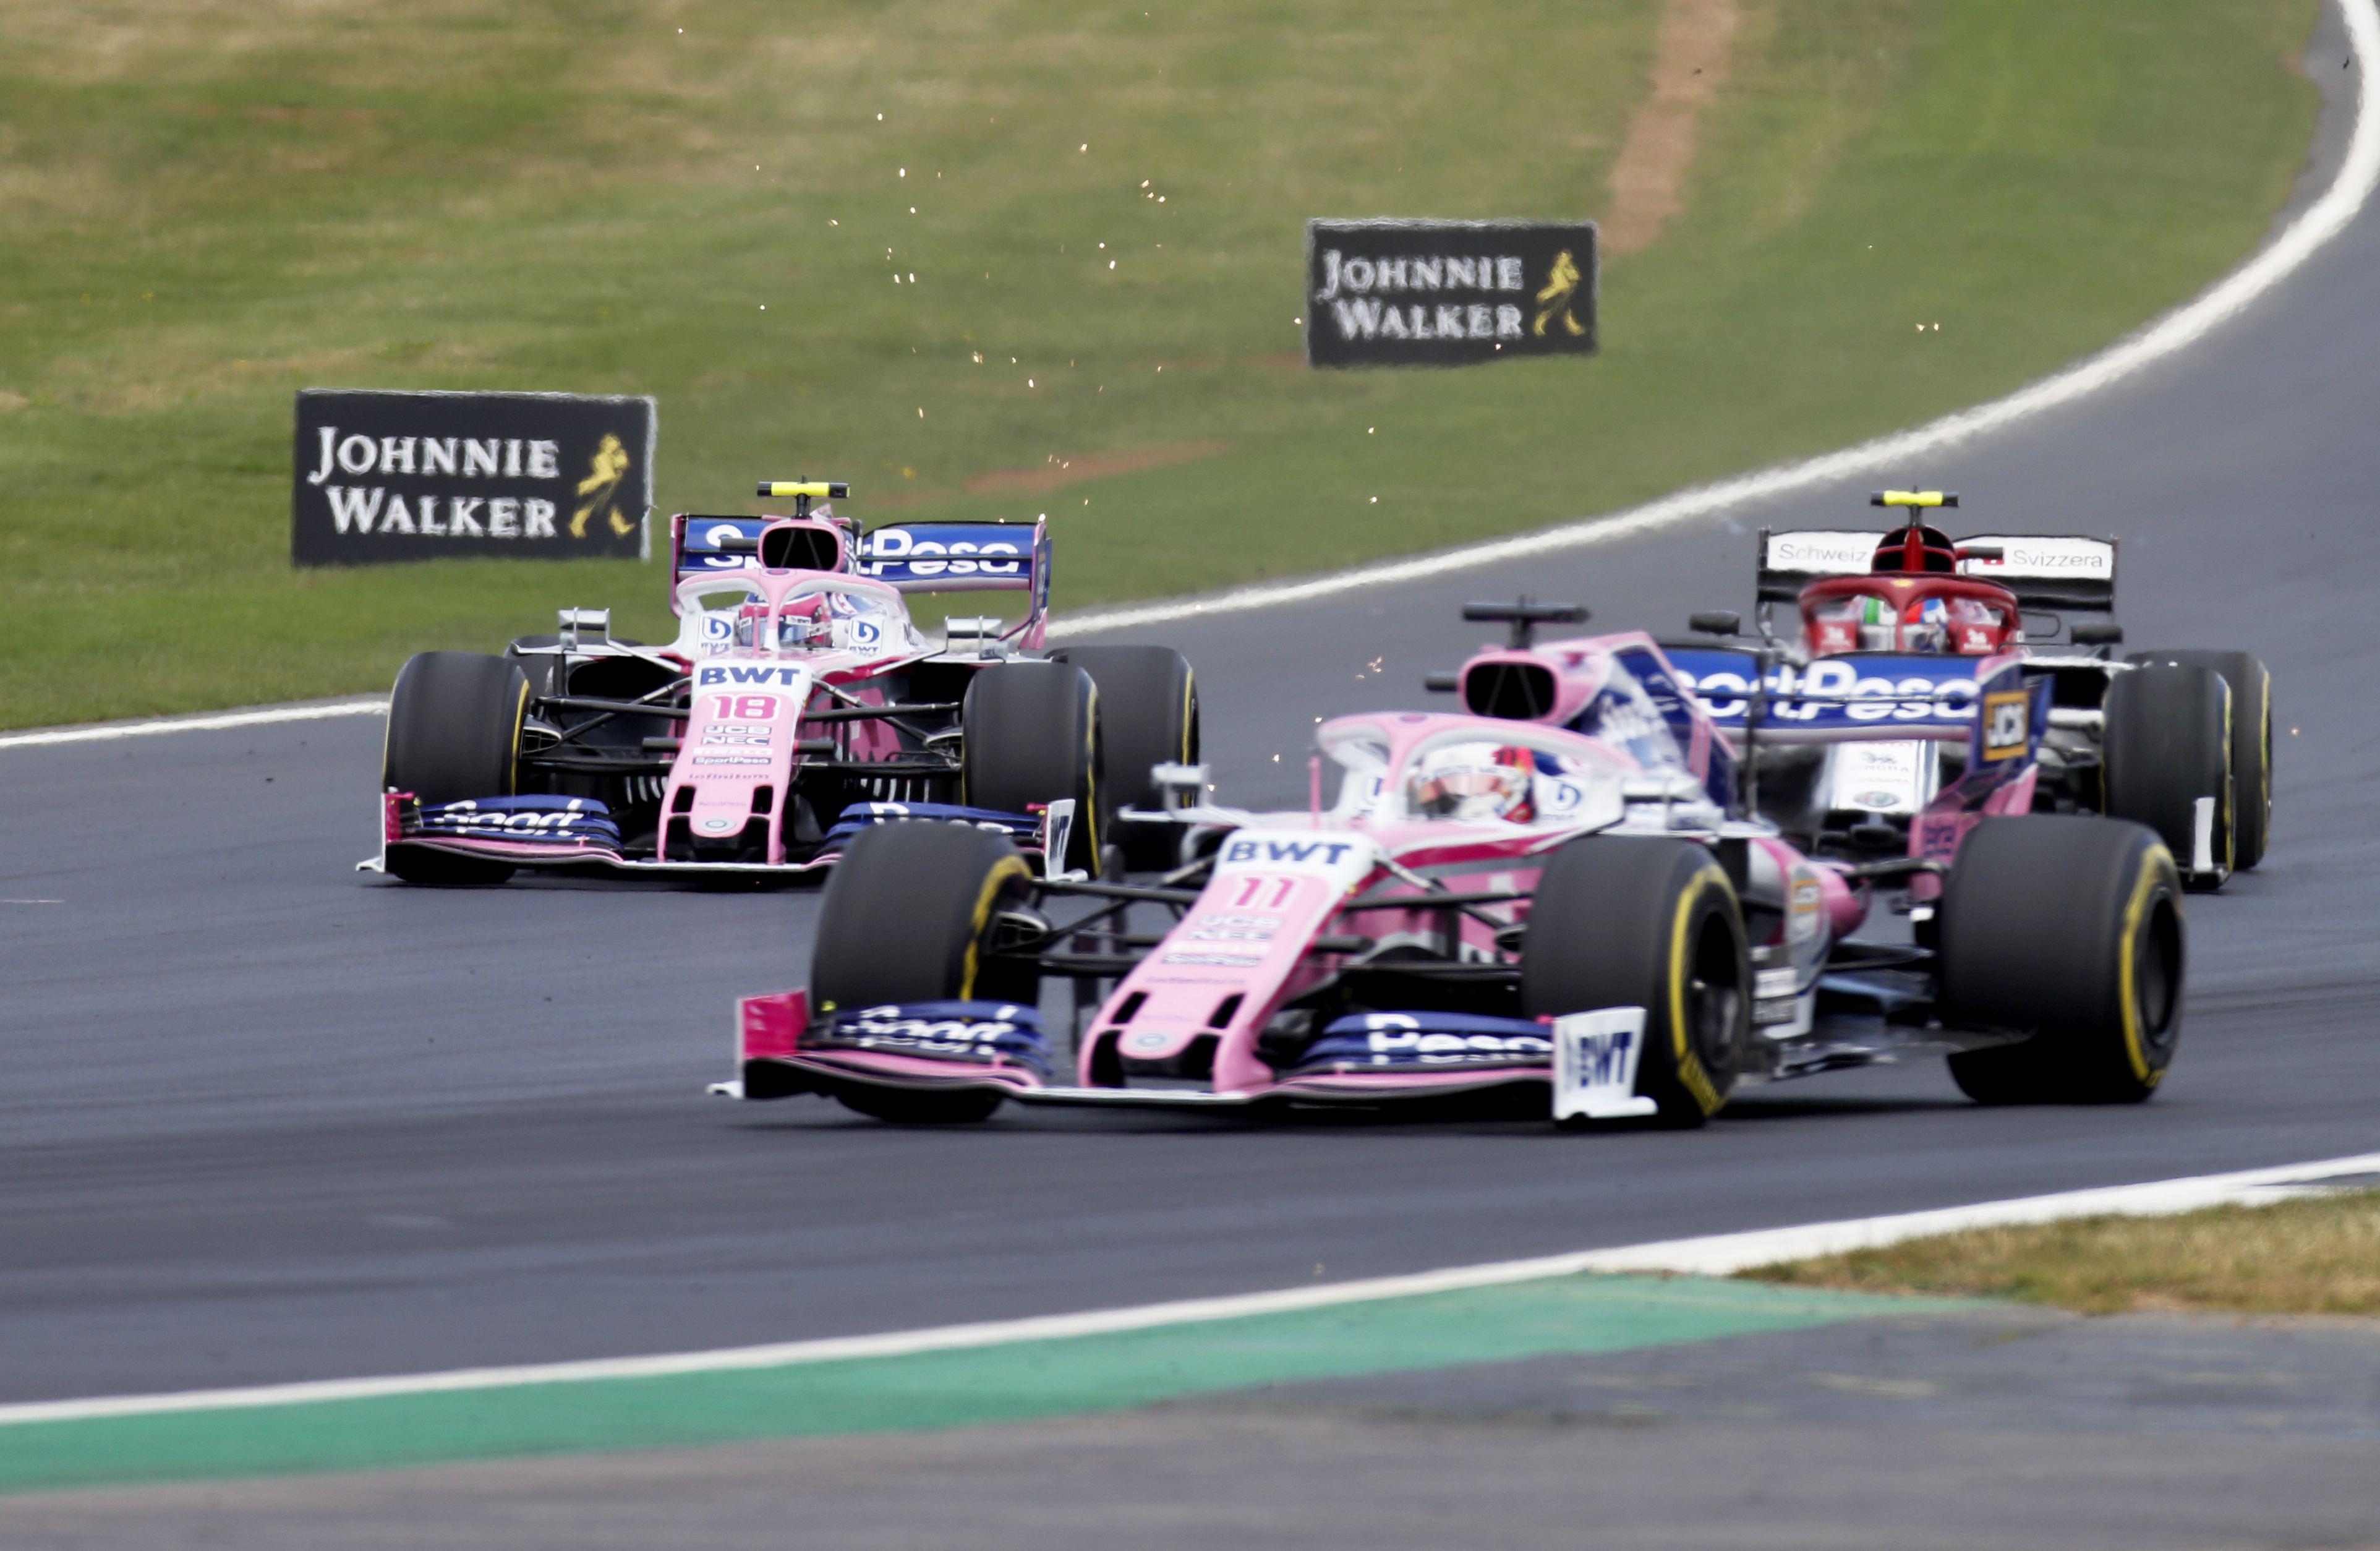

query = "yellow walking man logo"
573;434;635;539
1533;250;1588;339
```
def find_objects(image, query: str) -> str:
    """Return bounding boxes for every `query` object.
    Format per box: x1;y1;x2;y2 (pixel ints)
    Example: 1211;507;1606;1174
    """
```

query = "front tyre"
960;660;1103;874
809;821;1037;1124
1522;836;1751;1127
383;651;529;886
1940;816;2184;1104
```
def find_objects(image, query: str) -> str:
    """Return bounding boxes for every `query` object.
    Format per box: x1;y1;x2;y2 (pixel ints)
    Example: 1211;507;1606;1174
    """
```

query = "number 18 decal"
710;694;782;722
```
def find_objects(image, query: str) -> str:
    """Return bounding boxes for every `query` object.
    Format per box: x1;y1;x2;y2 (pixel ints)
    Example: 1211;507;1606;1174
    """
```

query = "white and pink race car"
718;600;2187;1125
365;481;1196;885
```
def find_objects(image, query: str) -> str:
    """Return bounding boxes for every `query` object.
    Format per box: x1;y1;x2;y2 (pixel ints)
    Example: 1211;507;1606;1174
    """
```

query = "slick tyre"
382;651;529;886
1051;645;1198;872
961;660;1103;874
2128;649;2271;870
809;821;1036;1124
2102;662;2231;882
1940;816;2184;1105
1522;836;1751;1127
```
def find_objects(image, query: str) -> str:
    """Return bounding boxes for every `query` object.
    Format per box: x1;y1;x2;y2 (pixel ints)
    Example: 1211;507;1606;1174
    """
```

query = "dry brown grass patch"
1744;1189;2380;1317
1602;0;1742;254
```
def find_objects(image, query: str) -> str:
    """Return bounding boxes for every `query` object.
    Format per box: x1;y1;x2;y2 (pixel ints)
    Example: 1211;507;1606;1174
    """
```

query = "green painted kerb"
0;1274;1911;1494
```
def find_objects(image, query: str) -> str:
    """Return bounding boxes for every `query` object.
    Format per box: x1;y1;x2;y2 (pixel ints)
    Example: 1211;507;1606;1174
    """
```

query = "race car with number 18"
364;481;1198;885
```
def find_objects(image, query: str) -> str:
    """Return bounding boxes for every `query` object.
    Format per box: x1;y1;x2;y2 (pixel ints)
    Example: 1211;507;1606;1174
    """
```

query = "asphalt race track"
4;9;2376;1437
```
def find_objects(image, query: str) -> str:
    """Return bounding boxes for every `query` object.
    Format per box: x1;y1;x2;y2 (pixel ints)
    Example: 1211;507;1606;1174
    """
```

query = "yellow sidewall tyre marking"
2117;844;2174;1087
960;855;1031;999
1081;683;1100;859
1668;866;1727;1116
506;678;529;797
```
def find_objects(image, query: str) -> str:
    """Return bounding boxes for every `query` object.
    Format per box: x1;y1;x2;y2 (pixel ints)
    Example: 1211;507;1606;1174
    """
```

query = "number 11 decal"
1225;874;1297;910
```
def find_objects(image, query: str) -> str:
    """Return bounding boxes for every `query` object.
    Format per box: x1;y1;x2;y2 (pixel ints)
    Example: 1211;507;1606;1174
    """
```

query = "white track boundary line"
0;699;388;751
6;1148;2376;1428
1049;0;2380;640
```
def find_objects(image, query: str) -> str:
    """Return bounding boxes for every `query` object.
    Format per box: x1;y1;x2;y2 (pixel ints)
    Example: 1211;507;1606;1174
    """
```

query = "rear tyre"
1521;836;1750;1127
1940;816;2184;1104
2103;662;2231;882
809;822;1036;1124
2128;649;2271;870
383;652;529;886
961;660;1103;873
1051;646;1198;872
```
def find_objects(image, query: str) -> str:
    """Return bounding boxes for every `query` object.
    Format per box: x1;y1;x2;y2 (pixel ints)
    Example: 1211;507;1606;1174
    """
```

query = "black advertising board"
291;390;656;566
1304;220;1598;367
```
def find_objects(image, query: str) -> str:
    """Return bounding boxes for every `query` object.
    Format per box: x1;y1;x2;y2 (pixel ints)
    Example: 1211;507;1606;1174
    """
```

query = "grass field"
0;0;2321;725
1743;1190;2380;1316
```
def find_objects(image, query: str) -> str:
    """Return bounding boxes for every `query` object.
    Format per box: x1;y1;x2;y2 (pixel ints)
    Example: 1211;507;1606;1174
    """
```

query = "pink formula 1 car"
364;481;1196;885
717;600;2186;1125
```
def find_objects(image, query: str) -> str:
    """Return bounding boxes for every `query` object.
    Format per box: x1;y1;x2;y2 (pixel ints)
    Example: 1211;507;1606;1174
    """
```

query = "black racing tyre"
1051;645;1198;872
383;651;529;886
830;1082;1007;1126
960;660;1103;874
2102;662;2231;882
2128;649;2271;870
1940;815;2184;1105
1521;836;1751;1127
809;821;1036;1124
504;636;560;699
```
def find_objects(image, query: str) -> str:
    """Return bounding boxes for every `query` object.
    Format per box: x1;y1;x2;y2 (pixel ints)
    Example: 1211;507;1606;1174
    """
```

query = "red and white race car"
717;600;2186;1124
366;481;1196;885
1658;491;2272;887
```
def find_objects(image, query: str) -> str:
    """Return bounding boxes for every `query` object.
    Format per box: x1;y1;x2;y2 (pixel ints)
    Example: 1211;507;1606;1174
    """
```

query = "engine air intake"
1464;660;1558;721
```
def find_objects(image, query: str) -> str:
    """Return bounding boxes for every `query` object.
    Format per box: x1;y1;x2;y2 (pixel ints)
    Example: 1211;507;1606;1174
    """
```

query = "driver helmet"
733;595;829;650
1409;742;1536;823
1901;594;1950;653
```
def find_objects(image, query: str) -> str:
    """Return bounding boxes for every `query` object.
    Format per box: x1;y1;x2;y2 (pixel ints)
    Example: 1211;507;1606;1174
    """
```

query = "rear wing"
1755;530;1892;602
855;518;1051;646
1755;527;2117;611
1953;534;2116;611
670;512;853;586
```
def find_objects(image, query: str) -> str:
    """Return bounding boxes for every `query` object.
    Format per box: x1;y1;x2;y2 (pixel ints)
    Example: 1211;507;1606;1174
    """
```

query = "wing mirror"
1460;598;1588;649
1688;610;1741;637
2070;621;2124;646
1423;671;1460;693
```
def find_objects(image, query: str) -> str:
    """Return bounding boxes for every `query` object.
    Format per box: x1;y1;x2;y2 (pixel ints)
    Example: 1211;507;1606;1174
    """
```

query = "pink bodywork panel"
738;988;809;1061
1456;632;1729;793
1080;712;1608;1094
663;569;921;865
